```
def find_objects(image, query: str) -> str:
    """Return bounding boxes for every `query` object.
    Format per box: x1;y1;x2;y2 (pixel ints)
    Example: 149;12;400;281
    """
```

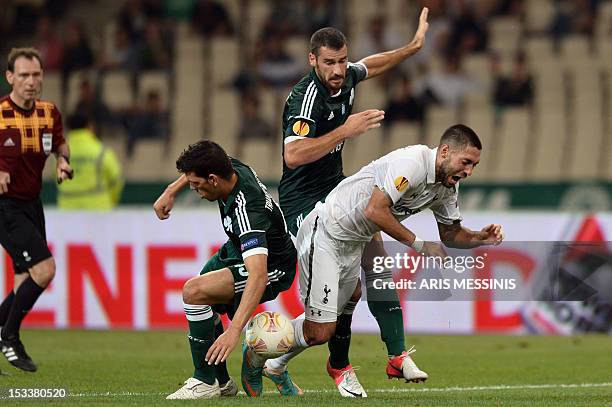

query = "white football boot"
386;346;429;383
219;378;239;396
166;378;220;399
326;359;367;397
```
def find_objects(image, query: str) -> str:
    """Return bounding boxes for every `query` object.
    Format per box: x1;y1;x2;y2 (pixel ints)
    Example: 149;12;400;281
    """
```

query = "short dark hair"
176;140;234;180
310;27;347;56
67;110;91;130
7;47;43;72
440;124;482;150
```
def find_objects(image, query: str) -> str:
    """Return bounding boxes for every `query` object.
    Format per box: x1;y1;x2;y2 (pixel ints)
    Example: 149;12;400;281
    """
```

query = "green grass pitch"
1;330;611;406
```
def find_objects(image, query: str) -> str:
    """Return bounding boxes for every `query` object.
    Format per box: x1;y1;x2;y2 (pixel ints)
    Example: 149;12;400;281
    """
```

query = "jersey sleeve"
375;157;425;204
348;62;368;83
233;191;270;259
430;186;462;225
51;105;65;151
283;85;322;145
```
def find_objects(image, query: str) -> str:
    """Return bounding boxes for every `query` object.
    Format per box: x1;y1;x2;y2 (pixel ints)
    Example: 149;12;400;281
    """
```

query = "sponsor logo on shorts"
292;120;310;136
394;176;409;192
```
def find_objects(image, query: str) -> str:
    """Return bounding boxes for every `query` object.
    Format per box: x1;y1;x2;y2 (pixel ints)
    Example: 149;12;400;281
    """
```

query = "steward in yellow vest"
57;113;123;210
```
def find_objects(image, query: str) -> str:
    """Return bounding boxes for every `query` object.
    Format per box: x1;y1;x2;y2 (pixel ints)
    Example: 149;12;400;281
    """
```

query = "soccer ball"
245;311;294;358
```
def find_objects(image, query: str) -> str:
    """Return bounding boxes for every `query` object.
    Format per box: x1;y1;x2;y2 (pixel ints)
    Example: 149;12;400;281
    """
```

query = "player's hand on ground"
206;327;241;365
422;241;447;258
411;7;429;50
480;224;504;246
153;190;175;220
56;159;74;184
344;109;385;138
0;171;10;194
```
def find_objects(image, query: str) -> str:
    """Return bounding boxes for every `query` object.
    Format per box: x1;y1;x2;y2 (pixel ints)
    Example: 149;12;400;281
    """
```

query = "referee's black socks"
1;277;44;340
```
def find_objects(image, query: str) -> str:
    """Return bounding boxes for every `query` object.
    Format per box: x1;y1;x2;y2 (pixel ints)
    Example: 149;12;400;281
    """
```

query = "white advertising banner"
2;210;610;333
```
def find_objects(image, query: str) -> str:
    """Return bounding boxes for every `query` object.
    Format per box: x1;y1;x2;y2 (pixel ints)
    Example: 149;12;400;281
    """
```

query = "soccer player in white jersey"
270;124;504;395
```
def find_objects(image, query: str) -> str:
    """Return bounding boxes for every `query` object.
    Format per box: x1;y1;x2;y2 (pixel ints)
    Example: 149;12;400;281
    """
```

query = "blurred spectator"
303;0;342;35
163;0;198;22
413;53;479;107
261;0;301;39
118;0;162;41
447;0;489;54
61;20;95;80
73;78;114;132
491;0;525;18
191;0;234;37
136;19;172;71
58;111;124;210
101;24;138;72
355;14;403;60
256;36;303;89
120;90;170;156
550;0;598;43
384;74;425;125
414;0;451;67
492;51;534;108
236;92;274;156
34;16;64;72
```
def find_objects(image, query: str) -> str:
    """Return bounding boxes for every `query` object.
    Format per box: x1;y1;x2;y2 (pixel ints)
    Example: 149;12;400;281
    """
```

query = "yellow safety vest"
57;128;124;210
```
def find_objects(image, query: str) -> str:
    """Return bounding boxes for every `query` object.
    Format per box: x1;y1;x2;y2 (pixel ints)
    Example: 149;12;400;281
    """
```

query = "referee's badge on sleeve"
394;176;409;192
292;121;310;136
42;133;52;155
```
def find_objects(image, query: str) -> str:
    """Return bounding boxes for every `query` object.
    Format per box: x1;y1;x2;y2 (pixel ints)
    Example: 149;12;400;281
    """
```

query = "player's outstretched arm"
284;109;385;169
153;174;188;220
205;254;269;365
438;222;504;249
365;186;446;257
358;7;429;79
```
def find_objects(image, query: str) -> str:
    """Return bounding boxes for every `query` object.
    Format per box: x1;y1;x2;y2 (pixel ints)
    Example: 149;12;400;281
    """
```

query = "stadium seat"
210;90;240;157
173;39;204;154
424;106;459;147
101;71;134;110
386;122;421;152
492;107;531;181
525;37;554;63
530;110;566;181
42;72;62;110
238;139;277;181
525;0;555;33
124;139;168;180
567;64;603;180
210;38;239;87
138;72;171;108
489;17;522;56
343;128;385;176
560;35;591;68
66;69;97;114
463;106;496;182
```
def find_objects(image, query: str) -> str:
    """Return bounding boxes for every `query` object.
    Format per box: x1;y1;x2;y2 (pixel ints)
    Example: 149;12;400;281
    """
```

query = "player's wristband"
411;236;425;253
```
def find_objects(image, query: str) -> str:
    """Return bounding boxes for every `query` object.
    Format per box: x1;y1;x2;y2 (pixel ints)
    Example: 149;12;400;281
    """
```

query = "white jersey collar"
427;147;437;184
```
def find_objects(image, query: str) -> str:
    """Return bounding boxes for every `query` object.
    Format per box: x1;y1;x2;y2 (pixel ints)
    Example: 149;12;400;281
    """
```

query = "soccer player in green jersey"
266;7;431;396
154;140;297;399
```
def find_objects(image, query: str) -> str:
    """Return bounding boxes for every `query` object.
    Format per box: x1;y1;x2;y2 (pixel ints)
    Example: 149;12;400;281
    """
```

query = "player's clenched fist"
153;190;175;220
344;109;385;138
0;171;10;194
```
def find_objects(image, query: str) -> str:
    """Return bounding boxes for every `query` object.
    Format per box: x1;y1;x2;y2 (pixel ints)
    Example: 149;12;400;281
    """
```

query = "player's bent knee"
30;257;56;287
303;320;336;345
182;278;204;304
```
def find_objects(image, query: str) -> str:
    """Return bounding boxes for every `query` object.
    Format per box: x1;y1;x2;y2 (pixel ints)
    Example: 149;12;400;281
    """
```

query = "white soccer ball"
245;311;294;358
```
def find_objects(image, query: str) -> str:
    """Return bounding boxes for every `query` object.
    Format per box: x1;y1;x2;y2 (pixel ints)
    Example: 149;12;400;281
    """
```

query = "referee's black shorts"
0;197;52;274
